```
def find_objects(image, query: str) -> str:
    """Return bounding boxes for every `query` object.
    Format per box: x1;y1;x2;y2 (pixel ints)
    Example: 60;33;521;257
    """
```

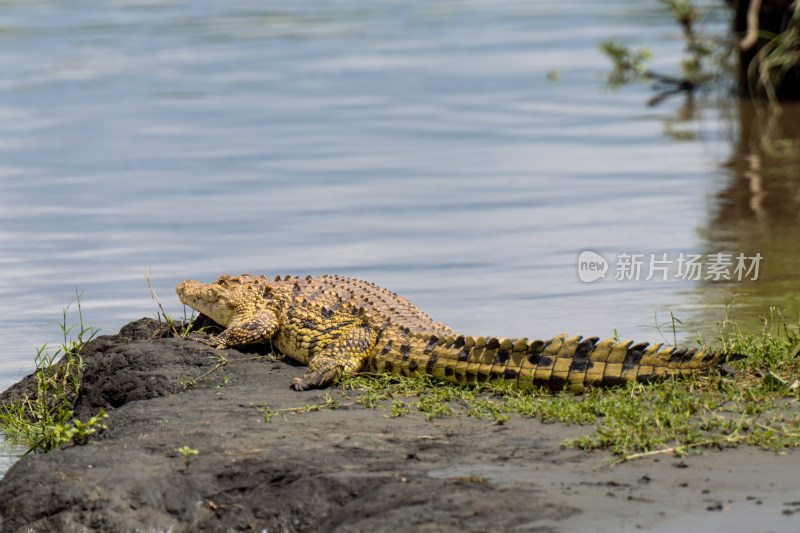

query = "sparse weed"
175;445;199;474
328;304;800;462
146;271;196;338
253;402;276;423
180;352;229;390
0;292;107;454
250;396;354;423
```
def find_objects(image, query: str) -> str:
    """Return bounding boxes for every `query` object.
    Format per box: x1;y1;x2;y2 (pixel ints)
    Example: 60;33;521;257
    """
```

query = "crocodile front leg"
291;324;378;390
202;310;280;349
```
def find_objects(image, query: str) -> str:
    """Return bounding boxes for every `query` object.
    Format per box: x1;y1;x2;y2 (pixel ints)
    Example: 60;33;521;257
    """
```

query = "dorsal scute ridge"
177;274;727;392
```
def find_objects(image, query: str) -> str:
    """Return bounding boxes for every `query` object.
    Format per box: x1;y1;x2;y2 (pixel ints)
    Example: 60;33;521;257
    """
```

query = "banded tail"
371;333;723;391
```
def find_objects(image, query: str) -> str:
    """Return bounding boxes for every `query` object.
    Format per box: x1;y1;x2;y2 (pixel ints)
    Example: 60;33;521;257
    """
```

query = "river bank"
0;318;798;532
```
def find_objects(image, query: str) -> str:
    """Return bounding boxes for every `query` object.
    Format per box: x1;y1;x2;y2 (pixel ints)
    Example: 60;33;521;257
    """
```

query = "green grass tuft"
0;292;108;454
331;307;800;462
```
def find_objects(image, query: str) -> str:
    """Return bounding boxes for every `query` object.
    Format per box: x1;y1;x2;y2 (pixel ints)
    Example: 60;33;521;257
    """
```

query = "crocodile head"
176;275;269;326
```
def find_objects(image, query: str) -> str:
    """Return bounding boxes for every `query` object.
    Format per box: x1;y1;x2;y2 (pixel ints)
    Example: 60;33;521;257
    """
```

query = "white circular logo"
577;250;608;283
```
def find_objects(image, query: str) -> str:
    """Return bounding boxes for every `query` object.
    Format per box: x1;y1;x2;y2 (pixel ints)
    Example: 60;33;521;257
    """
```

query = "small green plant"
599;39;653;85
0;292;105;454
320;391;339;409
250;395;353;423
41;410;109;450
389;399;411;417
746;2;800;103
253;402;276;423
180;352;229;390
175;445;199;474
162;311;197;339
599;0;726;105
179;351;285;390
146;272;196;338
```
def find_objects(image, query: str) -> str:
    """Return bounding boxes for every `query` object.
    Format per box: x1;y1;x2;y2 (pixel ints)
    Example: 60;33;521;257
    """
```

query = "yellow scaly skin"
176;274;726;391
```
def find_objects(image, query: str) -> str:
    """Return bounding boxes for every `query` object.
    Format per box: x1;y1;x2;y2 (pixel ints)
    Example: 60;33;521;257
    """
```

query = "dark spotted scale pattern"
177;274;727;391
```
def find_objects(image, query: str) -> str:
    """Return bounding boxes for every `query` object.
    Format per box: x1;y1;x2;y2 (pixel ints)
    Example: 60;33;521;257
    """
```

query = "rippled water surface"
2;0;800;465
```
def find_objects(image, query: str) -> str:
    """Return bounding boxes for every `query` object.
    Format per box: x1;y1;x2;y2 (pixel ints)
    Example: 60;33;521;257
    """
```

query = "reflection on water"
695;102;800;334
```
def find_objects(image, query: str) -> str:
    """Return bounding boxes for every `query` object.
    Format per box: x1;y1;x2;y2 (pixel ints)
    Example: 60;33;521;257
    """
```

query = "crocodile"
176;274;726;391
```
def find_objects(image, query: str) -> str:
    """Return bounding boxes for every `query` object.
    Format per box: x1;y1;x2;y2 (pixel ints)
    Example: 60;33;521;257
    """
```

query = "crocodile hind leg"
201;310;280;349
291;325;378;390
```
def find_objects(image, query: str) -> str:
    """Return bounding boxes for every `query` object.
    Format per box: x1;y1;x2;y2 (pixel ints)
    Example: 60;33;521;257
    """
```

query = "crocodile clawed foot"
290;365;341;391
193;334;225;349
290;378;310;391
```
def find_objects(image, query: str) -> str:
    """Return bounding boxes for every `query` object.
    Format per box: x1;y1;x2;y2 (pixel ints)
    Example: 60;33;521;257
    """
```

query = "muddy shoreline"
0;319;798;532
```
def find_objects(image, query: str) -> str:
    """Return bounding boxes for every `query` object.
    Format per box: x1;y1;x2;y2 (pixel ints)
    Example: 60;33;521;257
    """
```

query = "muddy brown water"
2;0;800;492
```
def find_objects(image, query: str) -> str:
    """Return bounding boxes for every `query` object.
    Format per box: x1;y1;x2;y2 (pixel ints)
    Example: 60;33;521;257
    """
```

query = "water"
2;0;800;471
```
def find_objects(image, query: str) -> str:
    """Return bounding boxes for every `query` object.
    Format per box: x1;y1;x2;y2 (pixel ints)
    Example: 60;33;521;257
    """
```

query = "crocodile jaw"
176;279;236;326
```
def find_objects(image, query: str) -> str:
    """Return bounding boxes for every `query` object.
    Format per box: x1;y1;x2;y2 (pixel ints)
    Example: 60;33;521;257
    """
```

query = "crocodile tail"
373;332;725;391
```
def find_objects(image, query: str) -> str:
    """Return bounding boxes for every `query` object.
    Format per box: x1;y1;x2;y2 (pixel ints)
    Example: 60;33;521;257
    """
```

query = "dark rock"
0;319;583;532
